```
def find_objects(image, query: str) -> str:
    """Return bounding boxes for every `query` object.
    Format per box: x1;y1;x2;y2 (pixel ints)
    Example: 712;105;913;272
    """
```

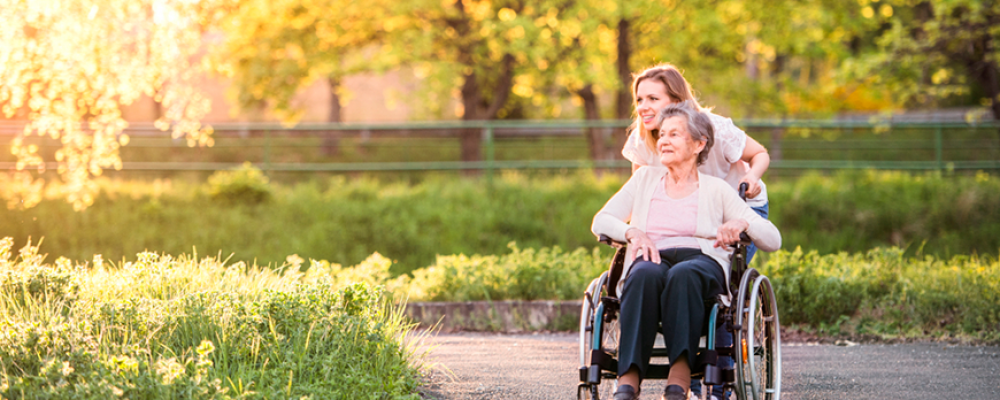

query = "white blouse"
621;112;768;207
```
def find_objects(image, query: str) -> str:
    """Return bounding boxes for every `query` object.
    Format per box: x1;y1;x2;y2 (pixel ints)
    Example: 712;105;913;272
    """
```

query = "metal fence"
1;119;998;177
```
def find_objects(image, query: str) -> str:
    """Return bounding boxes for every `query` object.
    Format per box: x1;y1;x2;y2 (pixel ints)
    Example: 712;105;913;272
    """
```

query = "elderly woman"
592;101;780;400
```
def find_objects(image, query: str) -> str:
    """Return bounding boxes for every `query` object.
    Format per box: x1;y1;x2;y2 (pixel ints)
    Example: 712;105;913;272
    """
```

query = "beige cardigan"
591;167;781;305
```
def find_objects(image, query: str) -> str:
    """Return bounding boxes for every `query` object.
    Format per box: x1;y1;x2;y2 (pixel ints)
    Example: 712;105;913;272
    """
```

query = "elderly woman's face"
636;80;673;131
656;116;705;167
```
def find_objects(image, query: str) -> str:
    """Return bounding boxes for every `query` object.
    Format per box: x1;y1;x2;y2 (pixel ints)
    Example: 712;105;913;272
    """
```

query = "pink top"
645;179;700;250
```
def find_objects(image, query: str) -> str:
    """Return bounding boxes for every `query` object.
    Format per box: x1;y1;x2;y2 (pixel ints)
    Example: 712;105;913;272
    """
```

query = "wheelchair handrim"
580;272;607;368
733;268;757;400
745;275;781;400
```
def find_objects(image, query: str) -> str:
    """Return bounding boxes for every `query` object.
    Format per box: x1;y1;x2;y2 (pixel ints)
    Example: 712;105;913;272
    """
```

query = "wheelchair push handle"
737;182;752;244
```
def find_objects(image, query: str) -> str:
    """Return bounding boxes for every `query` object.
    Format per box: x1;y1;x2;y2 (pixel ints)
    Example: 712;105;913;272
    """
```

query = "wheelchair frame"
578;187;781;400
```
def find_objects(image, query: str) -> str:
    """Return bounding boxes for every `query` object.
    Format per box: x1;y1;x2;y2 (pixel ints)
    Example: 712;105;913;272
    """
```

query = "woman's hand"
738;172;762;199
714;219;749;248
740;136;770;199
625;228;660;264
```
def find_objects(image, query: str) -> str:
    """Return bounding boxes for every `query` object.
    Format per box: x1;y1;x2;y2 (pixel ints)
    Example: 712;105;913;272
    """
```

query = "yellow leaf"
498;7;516;22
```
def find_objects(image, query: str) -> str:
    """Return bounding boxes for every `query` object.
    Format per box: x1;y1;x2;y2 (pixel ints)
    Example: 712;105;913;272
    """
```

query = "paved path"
417;332;1000;400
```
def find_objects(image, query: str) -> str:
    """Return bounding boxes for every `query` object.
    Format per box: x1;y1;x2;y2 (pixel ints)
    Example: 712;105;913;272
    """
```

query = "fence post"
934;125;943;172
484;123;495;185
264;129;272;175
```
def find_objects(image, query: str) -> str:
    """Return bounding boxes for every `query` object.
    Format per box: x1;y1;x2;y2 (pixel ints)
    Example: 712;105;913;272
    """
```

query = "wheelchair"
578;185;781;400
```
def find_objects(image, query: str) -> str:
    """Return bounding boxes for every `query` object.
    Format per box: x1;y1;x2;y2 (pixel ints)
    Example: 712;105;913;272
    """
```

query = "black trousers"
616;247;725;379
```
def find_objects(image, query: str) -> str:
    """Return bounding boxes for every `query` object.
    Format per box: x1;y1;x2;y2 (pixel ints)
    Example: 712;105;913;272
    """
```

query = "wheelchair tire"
734;270;781;400
578;272;619;400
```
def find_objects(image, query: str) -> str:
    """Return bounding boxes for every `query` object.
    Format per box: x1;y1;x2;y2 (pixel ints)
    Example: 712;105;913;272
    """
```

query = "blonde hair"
629;64;704;155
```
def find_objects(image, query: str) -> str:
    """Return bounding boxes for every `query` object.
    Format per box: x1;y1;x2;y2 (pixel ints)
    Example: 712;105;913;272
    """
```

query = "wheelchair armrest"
597;234;628;248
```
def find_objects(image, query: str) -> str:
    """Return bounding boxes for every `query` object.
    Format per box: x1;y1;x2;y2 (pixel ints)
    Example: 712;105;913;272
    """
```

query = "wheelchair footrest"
703;364;722;386
696;349;718;367
591;349;618;375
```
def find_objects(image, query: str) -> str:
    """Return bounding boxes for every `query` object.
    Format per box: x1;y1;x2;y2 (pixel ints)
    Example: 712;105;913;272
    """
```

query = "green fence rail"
1;119;998;176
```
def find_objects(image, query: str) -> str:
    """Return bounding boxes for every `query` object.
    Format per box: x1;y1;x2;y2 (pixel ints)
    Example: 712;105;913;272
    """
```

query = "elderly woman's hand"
714;218;750;248
625;228;661;264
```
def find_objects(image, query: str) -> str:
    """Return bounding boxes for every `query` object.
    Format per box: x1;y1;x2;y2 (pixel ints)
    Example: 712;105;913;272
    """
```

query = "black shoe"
661;384;688;400
613;384;639;400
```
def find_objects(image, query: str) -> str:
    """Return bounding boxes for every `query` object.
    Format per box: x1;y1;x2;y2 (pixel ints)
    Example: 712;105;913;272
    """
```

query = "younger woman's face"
635;80;674;131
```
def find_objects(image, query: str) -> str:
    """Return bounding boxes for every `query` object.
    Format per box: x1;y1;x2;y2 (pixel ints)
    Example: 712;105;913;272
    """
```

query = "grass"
0;238;427;400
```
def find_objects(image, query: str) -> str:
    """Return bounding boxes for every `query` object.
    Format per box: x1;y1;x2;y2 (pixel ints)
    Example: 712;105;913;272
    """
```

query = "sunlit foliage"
0;0;224;210
209;0;385;123
841;0;1000;121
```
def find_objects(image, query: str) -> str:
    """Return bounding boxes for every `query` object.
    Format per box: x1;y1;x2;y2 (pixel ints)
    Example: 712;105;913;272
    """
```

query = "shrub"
760;246;1000;341
205;162;272;204
404;243;607;301
0;238;425;400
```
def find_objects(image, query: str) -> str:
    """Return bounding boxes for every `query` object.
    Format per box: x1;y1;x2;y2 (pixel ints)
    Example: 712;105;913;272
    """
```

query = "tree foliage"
210;0;385;123
0;0;223;210
842;0;1000;121
3;0;996;212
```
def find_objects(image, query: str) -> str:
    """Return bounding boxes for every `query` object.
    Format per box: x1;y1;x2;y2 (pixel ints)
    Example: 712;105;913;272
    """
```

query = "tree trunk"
616;18;632;120
459;70;482;164
770;127;784;163
964;14;1000;144
577;84;604;162
322;77;342;156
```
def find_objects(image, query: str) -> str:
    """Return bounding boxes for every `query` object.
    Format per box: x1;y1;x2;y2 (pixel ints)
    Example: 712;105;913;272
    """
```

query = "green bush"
760;246;1000;341
206;162;272;204
0;239;425;400
313;241;999;341
770;170;1000;258
405;243;607;301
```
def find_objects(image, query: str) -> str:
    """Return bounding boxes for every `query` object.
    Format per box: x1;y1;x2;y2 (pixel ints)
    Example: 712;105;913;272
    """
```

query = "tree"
842;0;1000;123
380;0;582;162
624;0;876;118
210;0;386;124
0;0;224;210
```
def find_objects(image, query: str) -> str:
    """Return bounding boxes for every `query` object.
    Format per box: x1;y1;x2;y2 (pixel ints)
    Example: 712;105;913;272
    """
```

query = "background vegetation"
5;0;998;207
1;169;997;275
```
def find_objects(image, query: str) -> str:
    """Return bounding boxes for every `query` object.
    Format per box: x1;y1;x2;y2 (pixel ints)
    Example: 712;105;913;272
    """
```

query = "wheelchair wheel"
578;272;619;400
734;269;781;400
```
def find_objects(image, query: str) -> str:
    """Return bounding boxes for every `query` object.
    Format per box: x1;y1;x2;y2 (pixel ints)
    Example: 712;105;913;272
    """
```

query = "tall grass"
0;238;426;399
